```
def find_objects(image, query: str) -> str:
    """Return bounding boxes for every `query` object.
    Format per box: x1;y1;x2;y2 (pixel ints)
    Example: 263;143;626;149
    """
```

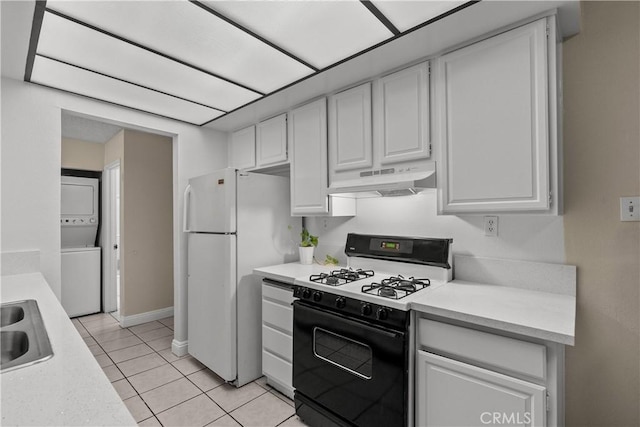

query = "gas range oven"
292;233;453;427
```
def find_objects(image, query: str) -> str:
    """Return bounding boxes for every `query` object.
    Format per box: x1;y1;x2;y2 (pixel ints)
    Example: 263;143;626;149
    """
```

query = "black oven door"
293;300;407;427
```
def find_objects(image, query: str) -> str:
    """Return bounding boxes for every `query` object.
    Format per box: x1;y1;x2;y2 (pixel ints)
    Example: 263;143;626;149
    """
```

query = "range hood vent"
328;165;436;198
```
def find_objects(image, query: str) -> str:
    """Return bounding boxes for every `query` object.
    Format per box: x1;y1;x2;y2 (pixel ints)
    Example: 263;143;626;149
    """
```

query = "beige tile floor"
73;313;308;427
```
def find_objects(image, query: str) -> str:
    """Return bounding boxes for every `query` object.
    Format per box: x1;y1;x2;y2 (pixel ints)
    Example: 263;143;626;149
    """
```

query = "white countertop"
1;273;136;426
254;262;336;285
410;280;575;345
254;262;576;345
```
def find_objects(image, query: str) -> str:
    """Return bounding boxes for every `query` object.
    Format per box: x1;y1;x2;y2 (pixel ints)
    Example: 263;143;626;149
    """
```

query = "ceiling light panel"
45;0;314;94
202;0;394;70
37;12;260;112
31;56;223;125
370;0;468;32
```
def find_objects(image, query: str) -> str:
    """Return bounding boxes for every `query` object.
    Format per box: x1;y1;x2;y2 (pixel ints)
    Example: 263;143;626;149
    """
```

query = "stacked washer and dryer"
60;176;101;318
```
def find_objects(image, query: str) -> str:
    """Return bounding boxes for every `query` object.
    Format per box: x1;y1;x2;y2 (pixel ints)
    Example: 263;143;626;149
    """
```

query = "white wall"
0;77;227;346
306;191;565;266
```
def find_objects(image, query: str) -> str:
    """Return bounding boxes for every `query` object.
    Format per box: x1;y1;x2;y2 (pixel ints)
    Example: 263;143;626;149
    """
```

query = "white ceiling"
16;0;477;126
61;112;123;144
1;1;581;132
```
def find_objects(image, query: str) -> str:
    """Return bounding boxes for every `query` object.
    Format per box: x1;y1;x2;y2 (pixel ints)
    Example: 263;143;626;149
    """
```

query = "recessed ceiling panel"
370;0;468;32
31;56;223;125
37;12;260;112
46;0;314;94
203;0;394;69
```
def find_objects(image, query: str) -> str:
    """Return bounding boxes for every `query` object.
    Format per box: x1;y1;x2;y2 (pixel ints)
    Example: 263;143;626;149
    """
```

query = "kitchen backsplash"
306;191;565;266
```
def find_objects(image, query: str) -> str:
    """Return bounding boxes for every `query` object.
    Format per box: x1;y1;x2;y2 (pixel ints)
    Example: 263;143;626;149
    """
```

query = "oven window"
313;327;372;379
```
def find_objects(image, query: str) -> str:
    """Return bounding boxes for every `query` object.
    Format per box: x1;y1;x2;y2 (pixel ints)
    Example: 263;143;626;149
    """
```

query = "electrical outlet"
484;216;498;237
620;197;640;221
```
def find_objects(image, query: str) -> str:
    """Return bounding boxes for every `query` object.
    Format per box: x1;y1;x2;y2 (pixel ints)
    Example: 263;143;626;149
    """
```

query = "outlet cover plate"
484;216;499;237
620;197;640;221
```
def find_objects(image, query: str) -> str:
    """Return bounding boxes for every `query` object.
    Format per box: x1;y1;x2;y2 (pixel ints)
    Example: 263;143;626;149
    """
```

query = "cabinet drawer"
262;350;292;389
262;299;293;333
262;325;292;362
262;283;295;305
418;318;546;381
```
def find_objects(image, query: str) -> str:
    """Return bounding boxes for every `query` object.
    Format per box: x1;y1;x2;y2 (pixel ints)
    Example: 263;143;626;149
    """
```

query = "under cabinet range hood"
328;163;436;197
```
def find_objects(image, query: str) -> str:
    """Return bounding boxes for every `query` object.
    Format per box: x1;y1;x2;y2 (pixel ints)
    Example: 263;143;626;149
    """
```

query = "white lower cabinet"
415;318;561;427
261;281;295;398
416;351;546;427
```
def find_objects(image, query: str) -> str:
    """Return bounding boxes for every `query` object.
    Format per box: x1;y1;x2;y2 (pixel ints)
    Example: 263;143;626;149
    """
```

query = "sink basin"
1;306;24;327
0;300;53;372
1;331;29;363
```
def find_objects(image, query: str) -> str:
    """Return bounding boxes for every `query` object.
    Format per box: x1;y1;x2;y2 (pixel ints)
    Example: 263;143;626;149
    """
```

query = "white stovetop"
294;269;449;311
254;260;576;345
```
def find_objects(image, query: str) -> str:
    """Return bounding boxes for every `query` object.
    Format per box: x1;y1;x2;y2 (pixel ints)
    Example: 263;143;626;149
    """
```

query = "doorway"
103;160;121;315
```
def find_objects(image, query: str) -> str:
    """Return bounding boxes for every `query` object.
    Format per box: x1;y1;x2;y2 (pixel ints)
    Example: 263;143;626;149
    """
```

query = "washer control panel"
60;217;98;226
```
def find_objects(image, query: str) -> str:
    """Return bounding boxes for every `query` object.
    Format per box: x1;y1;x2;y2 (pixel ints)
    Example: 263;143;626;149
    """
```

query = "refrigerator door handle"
183;184;192;233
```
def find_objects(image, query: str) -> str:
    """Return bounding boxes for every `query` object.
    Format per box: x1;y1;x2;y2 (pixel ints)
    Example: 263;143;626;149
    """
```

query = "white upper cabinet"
328;62;433;190
289;98;330;216
375;61;431;165
435;18;557;214
328;82;373;172
229;125;256;170
289;98;356;217
256;114;288;168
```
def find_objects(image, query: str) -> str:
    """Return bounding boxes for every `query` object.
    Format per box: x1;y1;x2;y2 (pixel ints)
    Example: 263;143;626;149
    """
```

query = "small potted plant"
299;228;318;265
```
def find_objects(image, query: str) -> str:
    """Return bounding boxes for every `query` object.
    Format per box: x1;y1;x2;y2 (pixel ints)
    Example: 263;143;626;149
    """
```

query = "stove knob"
376;308;389;321
313;291;322;302
361;303;372;316
335;297;346;309
302;288;312;299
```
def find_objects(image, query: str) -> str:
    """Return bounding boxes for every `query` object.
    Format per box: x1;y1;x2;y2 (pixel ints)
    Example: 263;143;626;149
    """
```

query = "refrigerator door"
188;233;237;382
187;168;237;233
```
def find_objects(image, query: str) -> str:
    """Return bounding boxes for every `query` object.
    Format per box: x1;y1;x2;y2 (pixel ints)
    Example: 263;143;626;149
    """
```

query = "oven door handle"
294;300;405;340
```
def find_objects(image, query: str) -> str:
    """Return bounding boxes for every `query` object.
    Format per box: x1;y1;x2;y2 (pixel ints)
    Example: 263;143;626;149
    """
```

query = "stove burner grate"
361;275;430;299
309;268;375;286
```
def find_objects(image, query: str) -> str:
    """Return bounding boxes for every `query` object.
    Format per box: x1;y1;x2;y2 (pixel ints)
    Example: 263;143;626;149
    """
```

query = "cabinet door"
289;98;329;215
417;351;547;427
256;114;287;168
435;19;550;213
229;126;256;170
376;62;431;164
328;82;373;172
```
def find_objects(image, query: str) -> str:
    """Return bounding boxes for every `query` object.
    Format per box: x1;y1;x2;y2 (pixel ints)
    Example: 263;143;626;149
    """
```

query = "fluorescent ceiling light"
31;56;223;125
204;0;394;69
46;0;314;94
37;12;260;112
370;0;467;32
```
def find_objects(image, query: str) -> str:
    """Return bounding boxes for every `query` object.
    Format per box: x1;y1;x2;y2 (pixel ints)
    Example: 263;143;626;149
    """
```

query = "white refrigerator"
184;168;299;386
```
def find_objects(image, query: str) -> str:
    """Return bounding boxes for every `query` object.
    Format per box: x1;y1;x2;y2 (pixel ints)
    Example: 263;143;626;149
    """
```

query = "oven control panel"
293;286;408;330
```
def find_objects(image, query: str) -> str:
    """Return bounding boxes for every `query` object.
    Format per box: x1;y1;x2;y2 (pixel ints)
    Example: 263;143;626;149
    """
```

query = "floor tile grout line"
103;330;172;424
183;370;226;394
150;390;225;422
86;318;172;387
82;315;287;427
276;414;299;427
219;386;270;416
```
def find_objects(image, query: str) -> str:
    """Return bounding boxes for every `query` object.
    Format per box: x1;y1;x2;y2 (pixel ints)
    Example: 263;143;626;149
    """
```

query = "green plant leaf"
300;228;318;247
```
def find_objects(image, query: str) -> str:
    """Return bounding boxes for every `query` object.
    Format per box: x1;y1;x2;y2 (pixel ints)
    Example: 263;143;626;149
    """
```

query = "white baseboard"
119;306;174;328
172;339;188;357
